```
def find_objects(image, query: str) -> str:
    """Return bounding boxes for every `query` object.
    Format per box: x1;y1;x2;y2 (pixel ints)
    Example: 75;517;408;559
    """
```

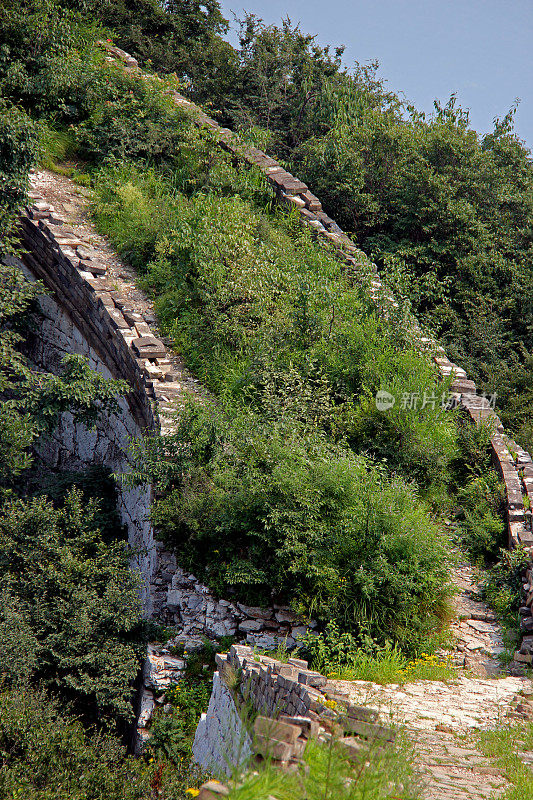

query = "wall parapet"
100;41;533;672
19;206;156;430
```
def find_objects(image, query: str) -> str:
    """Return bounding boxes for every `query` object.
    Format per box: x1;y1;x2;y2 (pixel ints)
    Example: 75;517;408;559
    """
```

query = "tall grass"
224;733;423;800
476;721;533;800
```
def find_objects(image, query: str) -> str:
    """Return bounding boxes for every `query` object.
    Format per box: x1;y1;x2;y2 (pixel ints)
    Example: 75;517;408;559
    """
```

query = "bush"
483;546;529;638
75;71;212;175
0;103;37;255
225;732;422;800
0;689;149;800
135;402;450;653
299;622;455;684
32;464;128;542
96;163;457;496
0;490;143;725
0;0;105;120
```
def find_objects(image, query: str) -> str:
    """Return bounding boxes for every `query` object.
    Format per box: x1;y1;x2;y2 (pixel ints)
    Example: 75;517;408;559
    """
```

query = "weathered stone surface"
138;689;156;726
238;619;264;632
254;715;302;744
132;335;166;358
192;672;253;776
236;603;273;619
143;646;185;691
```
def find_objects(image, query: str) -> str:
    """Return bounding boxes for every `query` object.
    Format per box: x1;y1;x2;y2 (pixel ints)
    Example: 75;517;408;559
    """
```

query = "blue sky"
219;0;532;150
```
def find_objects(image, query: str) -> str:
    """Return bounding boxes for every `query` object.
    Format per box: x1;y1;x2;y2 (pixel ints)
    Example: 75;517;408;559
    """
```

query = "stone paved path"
414;732;507;799
331;675;530;732
448;559;506;676
330;558;533;798
29;169;207;427
29;168;532;800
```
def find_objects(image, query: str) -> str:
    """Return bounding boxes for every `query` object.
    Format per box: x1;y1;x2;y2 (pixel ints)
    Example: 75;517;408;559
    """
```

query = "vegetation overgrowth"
223;731;423;800
298;622;456;684
0;0;529;795
94;130;455;648
0;0;516;654
42;0;533;448
476;721;533;800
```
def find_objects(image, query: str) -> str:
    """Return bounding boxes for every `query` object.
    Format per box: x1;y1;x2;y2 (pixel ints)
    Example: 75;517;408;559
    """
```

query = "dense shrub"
449;417;506;563
32;464;128;541
132;402;450;651
483;546;530;641
0;689;150;800
0;0;104;119
458;474;506;564
0;490;143;724
0;103;37;254
96;164;457;495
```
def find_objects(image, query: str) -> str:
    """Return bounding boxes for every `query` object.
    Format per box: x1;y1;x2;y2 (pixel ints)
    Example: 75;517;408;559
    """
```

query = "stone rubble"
150;544;316;649
193;645;393;776
444;560;505;676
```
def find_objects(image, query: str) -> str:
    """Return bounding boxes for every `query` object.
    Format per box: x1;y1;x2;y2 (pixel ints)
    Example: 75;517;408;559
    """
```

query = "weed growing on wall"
90;79;457;654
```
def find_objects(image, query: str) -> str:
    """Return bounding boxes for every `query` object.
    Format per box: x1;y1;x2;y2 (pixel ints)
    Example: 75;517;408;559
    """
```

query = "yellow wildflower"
186;790;200;797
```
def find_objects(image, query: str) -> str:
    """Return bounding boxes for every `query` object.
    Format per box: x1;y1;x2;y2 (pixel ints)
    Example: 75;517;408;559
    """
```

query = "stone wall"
13;201;161;605
192;644;393;778
192;672;253;776
14;254;155;605
152;556;314;648
100;42;533;673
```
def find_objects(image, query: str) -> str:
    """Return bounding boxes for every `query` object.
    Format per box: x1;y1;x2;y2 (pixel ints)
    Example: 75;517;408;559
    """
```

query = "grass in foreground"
475;720;533;800
224;732;423;800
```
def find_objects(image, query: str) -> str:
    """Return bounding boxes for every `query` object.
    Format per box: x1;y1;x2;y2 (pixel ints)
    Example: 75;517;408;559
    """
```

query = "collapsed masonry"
192;644;394;778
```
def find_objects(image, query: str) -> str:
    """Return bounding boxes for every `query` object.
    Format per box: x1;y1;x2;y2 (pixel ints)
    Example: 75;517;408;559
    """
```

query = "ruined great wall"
9;40;533;796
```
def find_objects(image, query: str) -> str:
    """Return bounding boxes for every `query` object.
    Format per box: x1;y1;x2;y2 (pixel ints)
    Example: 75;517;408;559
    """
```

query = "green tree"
0;689;148;799
220;15;347;154
0;490;142;725
57;0;238;101
290;94;533;438
0;104;37;255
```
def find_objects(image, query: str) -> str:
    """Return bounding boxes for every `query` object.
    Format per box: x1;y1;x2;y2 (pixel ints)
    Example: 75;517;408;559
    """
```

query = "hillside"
1;1;533;798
